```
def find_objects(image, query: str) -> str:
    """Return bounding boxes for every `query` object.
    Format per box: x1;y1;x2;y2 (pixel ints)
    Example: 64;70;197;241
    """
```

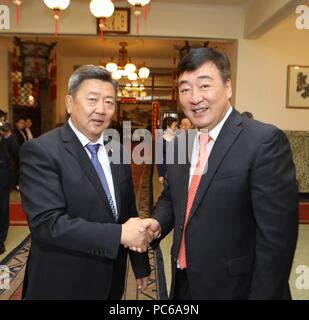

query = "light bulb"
43;0;70;10
106;62;118;73
138;67;150;79
89;0;114;18
124;63;136;73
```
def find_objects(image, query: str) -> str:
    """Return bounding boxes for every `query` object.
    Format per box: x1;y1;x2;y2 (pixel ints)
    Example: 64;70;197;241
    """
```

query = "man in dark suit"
142;48;298;299
0;122;20;254
19;65;150;299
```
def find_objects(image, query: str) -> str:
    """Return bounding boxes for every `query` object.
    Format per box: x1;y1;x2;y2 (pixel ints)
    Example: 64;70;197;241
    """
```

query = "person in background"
24;118;34;140
141;47;298;300
156;116;178;185
19;65;151;299
14;118;27;146
0;123;19;255
241;111;254;119
180;117;192;130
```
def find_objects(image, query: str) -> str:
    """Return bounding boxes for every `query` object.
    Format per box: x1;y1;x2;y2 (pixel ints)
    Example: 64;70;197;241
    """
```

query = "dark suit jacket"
19;122;150;299
15;129;27;146
153;109;298;300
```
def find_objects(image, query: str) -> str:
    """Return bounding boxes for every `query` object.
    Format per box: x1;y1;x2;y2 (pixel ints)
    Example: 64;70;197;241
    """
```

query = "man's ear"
225;79;232;100
65;95;73;115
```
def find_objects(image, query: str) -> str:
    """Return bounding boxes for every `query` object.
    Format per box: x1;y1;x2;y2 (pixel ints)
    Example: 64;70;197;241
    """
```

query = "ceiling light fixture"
127;0;151;33
89;0;115;40
104;42;150;81
43;0;70;36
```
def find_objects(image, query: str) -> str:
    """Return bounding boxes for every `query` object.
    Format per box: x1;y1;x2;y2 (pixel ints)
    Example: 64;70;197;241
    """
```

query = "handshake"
120;218;162;253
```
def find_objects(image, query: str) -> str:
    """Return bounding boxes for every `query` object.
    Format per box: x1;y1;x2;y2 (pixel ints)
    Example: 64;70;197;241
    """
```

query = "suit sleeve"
249;128;298;299
125;163;151;279
151;170;175;246
19;140;122;260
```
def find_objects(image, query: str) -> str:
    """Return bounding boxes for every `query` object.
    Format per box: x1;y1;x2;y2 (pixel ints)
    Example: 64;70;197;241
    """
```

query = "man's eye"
89;98;97;102
179;88;190;94
201;84;210;89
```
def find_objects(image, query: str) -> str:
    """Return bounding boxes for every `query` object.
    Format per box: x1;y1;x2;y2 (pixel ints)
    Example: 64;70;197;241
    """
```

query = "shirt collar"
68;118;104;147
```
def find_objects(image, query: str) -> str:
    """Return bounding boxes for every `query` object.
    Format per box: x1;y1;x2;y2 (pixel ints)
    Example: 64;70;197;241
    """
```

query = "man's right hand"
120;218;148;252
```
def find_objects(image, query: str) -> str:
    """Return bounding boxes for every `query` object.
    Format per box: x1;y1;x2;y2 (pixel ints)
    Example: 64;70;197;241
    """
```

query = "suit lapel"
187;110;243;224
174;131;195;226
60;123;114;219
109;161;121;219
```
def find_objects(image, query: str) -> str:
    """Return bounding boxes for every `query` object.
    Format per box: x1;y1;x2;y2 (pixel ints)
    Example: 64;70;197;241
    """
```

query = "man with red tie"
142;47;298;299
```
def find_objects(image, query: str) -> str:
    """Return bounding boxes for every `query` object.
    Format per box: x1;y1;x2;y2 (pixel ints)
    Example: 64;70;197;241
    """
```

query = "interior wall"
235;13;309;131
0;38;12;115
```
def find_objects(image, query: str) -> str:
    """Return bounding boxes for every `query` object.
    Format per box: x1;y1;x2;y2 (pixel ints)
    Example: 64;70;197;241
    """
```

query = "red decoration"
2;0;8;5
135;15;139;33
151;100;160;140
33;79;39;106
50;53;57;101
14;1;21;26
13;81;19;98
144;5;147;21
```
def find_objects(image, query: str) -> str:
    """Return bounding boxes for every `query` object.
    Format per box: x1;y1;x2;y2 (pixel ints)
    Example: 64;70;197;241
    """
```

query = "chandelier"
104;42;150;81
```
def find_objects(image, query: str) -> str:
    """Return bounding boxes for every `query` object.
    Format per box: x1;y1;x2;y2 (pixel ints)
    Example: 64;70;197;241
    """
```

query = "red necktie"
178;133;211;269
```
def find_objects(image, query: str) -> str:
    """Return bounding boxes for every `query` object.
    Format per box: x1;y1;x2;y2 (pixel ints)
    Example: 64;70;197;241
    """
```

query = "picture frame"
120;103;152;129
286;65;309;109
97;8;130;34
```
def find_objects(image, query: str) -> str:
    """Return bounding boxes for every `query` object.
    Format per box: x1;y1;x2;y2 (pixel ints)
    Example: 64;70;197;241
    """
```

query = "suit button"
173;258;177;263
180;225;183;231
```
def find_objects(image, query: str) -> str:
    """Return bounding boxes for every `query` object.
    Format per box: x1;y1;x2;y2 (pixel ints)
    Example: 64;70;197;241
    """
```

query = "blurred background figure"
157;116;178;185
179;117;192;132
241;111;254;119
24;118;34;140
14;118;27;146
0;122;20;254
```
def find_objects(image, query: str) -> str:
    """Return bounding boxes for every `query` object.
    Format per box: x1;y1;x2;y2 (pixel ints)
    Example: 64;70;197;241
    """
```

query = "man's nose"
190;88;203;105
95;99;106;113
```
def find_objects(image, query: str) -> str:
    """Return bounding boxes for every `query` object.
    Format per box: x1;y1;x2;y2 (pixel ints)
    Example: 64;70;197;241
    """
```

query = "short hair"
162;116;178;131
68;65;118;96
177;47;231;83
241;111;254;119
0;122;12;132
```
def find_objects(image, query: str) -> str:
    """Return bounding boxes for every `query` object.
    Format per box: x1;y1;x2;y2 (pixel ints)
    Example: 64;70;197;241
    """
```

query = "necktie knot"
199;133;211;147
86;143;100;157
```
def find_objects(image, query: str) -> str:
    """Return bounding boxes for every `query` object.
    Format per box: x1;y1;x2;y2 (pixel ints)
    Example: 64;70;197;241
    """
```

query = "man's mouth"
192;107;208;114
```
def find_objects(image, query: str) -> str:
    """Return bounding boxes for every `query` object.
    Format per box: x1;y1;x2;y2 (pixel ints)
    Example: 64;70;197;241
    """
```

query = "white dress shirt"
68;118;118;215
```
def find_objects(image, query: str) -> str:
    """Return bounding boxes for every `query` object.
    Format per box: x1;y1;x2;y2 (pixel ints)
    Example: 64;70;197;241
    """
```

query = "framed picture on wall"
286;65;309;109
120;104;152;129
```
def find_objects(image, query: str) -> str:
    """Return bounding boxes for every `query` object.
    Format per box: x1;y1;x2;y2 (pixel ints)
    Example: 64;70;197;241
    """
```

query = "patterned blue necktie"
86;143;118;221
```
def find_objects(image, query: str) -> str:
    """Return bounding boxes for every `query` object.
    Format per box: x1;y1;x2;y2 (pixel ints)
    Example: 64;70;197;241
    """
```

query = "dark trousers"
0;185;10;242
173;269;192;300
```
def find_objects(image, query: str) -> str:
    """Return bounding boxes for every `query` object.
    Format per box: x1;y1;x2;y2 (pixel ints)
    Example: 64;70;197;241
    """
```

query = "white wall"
1;1;244;39
236;13;309;131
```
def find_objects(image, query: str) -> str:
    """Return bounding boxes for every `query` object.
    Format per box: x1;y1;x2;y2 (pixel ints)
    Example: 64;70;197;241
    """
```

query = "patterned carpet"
0;164;167;300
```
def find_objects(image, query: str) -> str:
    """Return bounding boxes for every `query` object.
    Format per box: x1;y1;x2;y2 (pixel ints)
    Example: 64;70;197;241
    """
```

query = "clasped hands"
120;217;161;253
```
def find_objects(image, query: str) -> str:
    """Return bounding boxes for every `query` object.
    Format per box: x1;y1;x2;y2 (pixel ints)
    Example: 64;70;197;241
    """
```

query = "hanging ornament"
89;0;114;41
11;46;20;99
127;0;150;33
43;0;71;36
13;0;21;26
2;0;8;5
49;52;57;101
